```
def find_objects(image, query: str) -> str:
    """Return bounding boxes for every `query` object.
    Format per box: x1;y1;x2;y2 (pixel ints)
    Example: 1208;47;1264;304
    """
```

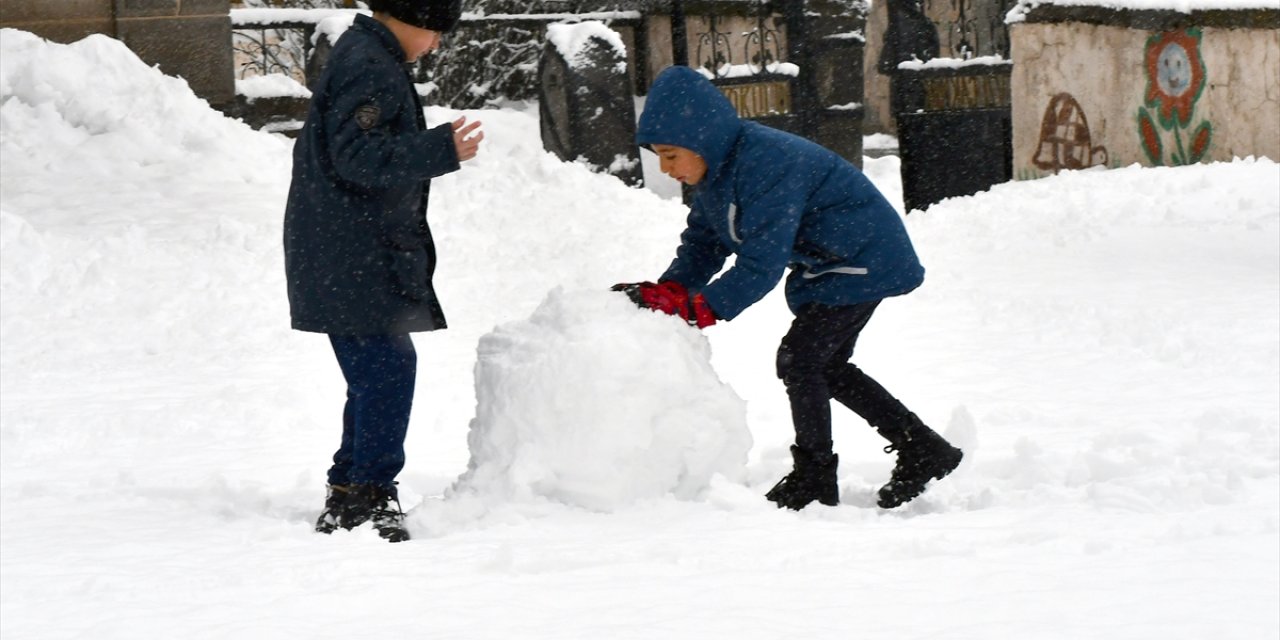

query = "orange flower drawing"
1144;29;1206;128
1137;28;1212;166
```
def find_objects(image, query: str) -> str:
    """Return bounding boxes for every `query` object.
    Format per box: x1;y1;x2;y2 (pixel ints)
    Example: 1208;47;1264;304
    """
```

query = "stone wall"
0;0;235;105
0;0;115;42
1010;13;1279;177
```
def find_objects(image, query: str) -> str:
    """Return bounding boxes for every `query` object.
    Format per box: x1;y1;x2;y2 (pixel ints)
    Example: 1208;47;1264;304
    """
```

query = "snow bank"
0;28;292;371
0;29;285;183
451;288;752;511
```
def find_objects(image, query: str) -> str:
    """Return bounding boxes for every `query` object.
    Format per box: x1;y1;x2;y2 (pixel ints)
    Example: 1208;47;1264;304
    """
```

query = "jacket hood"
637;66;742;179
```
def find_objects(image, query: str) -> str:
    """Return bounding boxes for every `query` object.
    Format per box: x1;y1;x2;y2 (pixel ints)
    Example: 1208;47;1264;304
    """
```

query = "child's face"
401;26;442;61
378;12;443;61
652;144;707;185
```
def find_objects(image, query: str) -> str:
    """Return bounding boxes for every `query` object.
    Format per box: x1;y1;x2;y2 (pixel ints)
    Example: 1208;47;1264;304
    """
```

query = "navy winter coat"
637;66;924;320
284;14;459;335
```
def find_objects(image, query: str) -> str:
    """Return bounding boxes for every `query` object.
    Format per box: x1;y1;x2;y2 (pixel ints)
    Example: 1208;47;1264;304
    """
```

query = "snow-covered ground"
2;29;1278;640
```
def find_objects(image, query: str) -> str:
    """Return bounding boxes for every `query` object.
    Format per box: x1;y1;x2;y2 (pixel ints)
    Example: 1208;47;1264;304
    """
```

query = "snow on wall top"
231;8;361;25
695;62;801;80
1007;0;1280;22
236;73;311;99
897;55;1012;70
231;8;642;25
462;11;641;21
314;14;358;47
545;21;628;73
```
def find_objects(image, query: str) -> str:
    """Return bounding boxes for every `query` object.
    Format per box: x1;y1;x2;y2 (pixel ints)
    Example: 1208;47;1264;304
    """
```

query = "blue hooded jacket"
636;66;924;320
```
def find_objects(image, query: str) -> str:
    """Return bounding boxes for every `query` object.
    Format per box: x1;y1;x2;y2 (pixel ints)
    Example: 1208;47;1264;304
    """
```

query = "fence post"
537;22;644;187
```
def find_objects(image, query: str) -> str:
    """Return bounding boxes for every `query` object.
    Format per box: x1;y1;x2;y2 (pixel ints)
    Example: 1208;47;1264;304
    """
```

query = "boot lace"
370;491;409;542
372;494;405;524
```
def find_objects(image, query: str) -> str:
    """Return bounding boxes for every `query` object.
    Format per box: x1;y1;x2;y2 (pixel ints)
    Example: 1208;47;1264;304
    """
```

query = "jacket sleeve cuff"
414;122;461;179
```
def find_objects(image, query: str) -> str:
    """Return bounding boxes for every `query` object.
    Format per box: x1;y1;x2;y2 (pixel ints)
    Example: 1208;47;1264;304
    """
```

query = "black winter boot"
344;484;411;542
766;445;839;510
315;484;353;534
877;418;963;509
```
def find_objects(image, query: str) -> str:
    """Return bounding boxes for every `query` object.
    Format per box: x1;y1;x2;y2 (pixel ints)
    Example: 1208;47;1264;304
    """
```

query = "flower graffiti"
1137;29;1212;165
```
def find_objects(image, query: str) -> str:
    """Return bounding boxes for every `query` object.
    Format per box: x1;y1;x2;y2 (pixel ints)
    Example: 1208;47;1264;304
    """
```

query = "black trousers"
776;302;915;455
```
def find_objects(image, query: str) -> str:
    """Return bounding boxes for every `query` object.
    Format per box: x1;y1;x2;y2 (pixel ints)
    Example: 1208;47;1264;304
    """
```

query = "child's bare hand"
452;117;483;162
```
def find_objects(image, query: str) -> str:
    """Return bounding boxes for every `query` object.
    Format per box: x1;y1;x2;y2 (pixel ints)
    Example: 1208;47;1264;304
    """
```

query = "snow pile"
0;29;284;183
451;288;752;511
0;28;292;370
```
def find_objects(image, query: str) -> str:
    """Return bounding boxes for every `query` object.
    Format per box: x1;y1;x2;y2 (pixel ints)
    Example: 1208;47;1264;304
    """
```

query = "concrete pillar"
113;0;235;105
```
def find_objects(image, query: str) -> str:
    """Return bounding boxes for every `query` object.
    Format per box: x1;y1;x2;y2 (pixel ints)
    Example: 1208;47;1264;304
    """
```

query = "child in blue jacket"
616;66;962;510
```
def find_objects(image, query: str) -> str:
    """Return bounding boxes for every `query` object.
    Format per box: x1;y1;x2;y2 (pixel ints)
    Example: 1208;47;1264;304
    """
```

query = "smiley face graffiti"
1137;29;1212;165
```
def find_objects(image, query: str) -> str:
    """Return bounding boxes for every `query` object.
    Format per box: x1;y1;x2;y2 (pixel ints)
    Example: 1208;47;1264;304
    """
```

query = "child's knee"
776;345;821;385
775;344;794;381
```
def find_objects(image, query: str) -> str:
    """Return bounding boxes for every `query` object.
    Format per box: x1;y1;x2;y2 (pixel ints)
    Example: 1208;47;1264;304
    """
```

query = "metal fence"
232;20;317;85
672;0;825;140
230;7;642;109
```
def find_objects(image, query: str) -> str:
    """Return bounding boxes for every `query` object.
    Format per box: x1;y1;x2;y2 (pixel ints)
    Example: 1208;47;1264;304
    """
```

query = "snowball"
451;288;751;511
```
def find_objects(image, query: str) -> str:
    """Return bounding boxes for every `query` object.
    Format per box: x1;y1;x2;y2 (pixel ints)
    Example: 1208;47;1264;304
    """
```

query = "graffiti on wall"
1137;28;1212;166
1032;93;1108;173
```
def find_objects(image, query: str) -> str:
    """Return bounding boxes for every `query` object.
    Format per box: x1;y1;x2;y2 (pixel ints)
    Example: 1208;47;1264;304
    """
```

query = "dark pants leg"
326;334;417;489
776;302;915;454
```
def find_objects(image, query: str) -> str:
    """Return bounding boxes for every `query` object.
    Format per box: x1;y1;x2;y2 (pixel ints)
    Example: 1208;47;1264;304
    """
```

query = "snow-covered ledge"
1007;0;1280;23
897;55;1012;71
1007;0;1278;178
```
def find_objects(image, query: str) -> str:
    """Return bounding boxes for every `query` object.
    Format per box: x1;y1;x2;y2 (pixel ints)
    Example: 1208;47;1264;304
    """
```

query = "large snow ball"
453;288;751;510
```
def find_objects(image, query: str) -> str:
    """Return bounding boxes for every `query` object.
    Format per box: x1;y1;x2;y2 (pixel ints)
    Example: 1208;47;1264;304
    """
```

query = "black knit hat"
367;0;463;33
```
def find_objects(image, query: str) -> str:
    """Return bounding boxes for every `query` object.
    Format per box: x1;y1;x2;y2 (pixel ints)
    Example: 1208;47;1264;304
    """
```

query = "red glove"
685;293;718;328
639;281;718;329
611;281;718;328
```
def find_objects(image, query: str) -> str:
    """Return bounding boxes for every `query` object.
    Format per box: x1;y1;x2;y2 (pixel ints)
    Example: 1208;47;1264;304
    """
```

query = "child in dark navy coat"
616;66;962;510
283;0;482;541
